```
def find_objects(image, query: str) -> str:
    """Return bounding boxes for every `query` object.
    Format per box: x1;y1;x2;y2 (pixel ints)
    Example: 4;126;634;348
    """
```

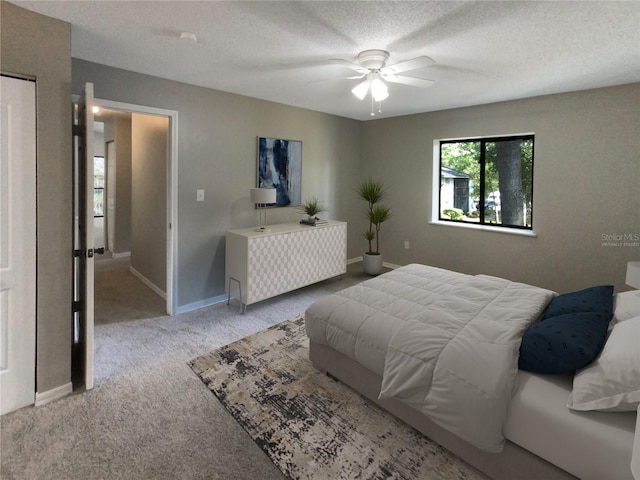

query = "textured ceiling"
13;0;640;121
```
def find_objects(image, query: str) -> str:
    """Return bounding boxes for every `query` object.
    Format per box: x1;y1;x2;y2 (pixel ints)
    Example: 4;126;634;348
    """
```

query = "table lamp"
250;188;276;232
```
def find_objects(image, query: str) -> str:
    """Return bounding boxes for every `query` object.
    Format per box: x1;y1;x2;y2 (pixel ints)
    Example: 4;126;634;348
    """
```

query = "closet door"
0;75;36;415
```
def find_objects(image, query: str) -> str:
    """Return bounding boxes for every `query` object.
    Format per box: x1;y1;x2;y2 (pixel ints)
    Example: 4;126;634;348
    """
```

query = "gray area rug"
189;316;488;480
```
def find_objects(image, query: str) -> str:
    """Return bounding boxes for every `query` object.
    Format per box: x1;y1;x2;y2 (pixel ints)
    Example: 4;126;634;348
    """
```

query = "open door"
72;83;95;390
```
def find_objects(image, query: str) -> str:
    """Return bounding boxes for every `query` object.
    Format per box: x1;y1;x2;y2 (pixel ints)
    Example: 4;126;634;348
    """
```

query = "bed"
305;264;639;480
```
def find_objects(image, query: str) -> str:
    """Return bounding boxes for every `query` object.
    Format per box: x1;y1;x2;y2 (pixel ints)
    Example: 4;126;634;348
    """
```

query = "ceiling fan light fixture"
337;49;434;116
351;80;369;100
371;77;389;102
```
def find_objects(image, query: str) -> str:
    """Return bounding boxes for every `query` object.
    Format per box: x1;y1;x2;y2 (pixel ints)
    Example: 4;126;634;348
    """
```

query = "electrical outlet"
196;189;205;202
404;240;410;250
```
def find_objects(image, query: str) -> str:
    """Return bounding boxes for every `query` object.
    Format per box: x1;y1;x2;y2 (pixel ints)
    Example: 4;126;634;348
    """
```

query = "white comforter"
305;264;555;453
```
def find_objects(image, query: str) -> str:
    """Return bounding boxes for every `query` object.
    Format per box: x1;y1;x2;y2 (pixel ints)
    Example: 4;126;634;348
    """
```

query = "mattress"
506;371;636;480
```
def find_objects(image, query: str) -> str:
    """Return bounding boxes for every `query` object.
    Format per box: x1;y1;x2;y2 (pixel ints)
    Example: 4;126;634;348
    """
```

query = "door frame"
94;97;178;315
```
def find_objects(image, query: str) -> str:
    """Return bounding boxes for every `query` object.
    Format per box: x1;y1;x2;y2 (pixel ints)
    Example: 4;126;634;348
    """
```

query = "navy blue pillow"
542;285;613;320
519;312;610;374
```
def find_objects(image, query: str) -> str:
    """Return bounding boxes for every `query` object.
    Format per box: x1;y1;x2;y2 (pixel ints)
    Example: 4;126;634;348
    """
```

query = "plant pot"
363;252;383;276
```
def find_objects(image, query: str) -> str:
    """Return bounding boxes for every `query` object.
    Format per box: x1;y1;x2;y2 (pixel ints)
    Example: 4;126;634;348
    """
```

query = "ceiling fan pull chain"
370;94;375;116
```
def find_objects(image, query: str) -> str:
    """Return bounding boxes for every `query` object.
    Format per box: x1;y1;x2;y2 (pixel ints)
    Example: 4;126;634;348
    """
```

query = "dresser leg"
227;277;245;314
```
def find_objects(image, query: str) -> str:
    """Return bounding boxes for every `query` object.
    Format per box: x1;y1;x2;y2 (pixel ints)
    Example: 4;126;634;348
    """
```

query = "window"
438;135;534;230
93;156;105;217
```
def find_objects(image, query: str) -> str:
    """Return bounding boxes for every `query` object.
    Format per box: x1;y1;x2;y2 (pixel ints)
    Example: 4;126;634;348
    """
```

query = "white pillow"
567;316;640;412
613;291;640;323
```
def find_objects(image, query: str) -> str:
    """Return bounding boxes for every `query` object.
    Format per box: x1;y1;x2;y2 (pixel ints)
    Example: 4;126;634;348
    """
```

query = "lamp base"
254;226;271;233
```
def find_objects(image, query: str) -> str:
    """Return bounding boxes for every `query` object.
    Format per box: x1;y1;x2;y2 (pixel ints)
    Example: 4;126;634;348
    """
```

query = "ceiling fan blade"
381;56;435;74
329;58;369;74
383;75;435;88
308;74;365;84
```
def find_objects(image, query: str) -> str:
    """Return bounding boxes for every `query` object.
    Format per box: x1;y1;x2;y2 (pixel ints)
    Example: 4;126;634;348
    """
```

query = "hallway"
95;254;166;325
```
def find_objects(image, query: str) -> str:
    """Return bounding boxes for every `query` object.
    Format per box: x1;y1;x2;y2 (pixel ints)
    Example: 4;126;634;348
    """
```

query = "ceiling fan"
329;49;435;116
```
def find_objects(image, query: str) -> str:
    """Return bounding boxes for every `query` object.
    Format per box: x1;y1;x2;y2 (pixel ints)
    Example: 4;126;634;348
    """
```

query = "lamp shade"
250;188;276;205
370;75;389;101
351;80;369;100
626;261;640;289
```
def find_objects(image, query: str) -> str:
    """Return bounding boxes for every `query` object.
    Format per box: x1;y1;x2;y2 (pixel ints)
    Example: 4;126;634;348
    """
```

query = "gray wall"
72;59;363;308
93;129;104;156
103;114;133;254
360;83;640;293
1;2;72;393
131;113;168;292
76;57;639;303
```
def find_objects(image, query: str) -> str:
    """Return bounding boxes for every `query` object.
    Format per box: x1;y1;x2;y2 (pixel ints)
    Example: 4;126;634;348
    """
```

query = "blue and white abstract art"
257;137;302;207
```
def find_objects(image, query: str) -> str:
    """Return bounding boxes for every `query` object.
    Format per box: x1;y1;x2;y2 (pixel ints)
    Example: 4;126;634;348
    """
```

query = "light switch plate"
197;189;205;202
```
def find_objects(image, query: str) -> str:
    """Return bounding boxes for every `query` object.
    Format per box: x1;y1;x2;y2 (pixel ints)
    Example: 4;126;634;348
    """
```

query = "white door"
0;75;36;415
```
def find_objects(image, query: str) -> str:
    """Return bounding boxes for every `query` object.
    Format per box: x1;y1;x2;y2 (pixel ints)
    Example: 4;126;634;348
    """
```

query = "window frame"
435;134;535;232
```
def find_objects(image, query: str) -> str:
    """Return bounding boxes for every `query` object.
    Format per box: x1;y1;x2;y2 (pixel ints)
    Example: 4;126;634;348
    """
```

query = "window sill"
429;220;537;237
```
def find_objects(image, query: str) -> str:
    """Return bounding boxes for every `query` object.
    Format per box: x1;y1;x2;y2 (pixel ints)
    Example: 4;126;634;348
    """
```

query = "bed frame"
309;340;577;480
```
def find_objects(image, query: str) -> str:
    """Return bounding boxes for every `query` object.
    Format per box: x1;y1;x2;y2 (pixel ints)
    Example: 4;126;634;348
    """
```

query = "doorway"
93;107;172;324
92;99;178;318
73;94;178;390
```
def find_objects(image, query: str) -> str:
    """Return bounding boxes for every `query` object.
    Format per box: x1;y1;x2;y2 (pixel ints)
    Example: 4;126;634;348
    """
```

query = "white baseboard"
347;257;400;270
35;382;73;407
129;266;167;300
175;294;228;315
383;262;401;269
112;251;131;259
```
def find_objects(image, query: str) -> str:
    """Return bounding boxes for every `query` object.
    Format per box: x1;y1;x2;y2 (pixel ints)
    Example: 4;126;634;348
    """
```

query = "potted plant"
357;178;392;275
298;196;326;222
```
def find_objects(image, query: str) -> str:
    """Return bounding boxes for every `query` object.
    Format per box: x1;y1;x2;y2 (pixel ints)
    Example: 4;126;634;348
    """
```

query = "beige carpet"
94;266;167;325
1;262;373;480
190;316;488;480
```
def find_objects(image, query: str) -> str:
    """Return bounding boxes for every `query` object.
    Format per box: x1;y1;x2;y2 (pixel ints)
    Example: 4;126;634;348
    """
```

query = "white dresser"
225;221;347;312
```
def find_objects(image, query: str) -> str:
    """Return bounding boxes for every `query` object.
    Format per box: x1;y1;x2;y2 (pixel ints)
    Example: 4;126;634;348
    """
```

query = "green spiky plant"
298;196;326;218
357;179;392;255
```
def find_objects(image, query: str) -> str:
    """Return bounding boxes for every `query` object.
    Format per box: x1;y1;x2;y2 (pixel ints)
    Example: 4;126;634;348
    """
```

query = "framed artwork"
257;137;302;207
